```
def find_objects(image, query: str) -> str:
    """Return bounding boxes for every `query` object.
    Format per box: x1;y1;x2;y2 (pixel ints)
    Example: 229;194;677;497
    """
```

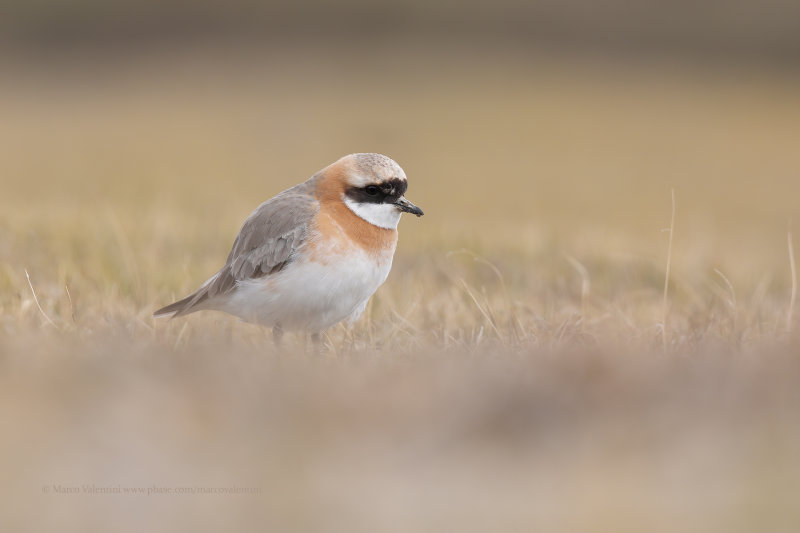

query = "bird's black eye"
365;185;380;196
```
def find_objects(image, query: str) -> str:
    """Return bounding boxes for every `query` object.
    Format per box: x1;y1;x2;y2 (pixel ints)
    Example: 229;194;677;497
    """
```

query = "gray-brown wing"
153;180;320;318
227;191;318;281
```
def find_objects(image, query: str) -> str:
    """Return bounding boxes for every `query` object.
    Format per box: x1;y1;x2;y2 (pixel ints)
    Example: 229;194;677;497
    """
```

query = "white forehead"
343;153;407;188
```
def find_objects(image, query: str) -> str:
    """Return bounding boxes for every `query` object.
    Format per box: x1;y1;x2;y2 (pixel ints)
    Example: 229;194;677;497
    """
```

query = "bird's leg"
272;324;284;348
346;325;356;351
310;332;323;354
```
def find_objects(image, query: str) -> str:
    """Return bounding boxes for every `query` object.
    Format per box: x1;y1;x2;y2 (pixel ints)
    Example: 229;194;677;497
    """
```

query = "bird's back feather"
152;175;321;318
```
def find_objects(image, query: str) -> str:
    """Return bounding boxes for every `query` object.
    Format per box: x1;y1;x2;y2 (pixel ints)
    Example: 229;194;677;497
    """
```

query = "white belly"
218;246;394;332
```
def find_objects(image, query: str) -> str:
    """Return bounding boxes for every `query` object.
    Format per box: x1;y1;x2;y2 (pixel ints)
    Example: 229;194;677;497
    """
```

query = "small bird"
154;153;423;343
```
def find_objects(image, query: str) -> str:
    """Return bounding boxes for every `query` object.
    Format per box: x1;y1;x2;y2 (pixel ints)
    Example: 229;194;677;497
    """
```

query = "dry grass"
2;46;800;531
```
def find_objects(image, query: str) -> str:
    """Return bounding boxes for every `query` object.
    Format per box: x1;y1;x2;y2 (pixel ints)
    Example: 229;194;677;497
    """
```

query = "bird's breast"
309;204;398;261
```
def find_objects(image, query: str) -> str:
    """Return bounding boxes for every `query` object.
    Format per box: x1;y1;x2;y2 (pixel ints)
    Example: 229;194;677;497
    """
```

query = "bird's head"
331;153;423;229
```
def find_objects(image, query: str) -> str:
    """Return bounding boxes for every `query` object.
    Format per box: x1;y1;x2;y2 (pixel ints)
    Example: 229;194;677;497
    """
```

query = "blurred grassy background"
2;1;800;531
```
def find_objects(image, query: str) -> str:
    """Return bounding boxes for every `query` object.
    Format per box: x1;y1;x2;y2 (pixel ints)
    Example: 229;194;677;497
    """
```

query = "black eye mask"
345;178;408;205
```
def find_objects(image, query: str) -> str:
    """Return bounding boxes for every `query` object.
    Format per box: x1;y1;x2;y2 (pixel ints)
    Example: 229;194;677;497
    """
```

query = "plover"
154;153;423;342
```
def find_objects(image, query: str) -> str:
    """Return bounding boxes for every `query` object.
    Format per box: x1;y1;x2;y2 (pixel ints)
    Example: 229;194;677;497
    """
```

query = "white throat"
343;197;401;229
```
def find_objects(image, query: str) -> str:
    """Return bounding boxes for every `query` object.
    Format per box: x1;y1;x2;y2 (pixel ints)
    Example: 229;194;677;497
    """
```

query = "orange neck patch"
313;162;398;255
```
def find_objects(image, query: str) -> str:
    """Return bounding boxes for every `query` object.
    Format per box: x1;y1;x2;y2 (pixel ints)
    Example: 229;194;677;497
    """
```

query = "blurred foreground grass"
1;47;800;531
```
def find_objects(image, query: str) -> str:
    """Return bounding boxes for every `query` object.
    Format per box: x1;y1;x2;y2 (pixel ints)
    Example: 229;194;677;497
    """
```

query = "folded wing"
153;179;320;318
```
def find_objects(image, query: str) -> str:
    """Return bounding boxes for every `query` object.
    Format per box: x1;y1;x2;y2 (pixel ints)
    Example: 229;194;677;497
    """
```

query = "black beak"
394;196;424;217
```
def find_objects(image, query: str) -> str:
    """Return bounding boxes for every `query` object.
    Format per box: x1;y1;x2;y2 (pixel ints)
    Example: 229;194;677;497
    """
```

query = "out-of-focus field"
2;44;800;531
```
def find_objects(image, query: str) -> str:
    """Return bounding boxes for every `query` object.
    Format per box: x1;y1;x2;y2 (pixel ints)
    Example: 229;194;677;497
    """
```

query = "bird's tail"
153;276;217;318
153;293;200;318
